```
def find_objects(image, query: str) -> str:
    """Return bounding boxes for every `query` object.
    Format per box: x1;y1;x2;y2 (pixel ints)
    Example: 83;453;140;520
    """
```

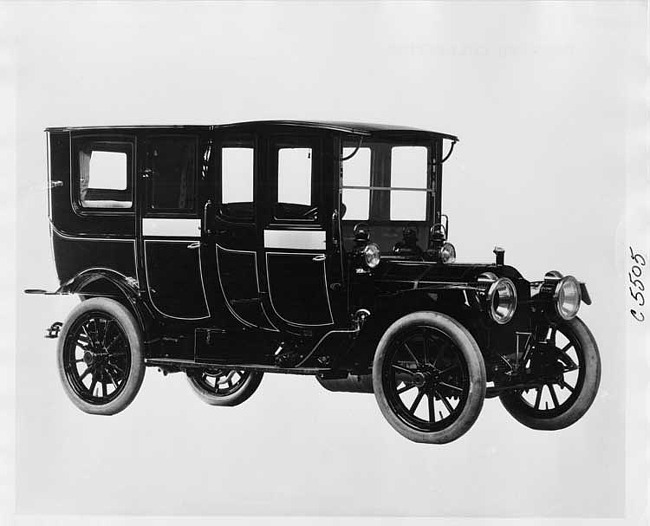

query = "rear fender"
58;268;158;339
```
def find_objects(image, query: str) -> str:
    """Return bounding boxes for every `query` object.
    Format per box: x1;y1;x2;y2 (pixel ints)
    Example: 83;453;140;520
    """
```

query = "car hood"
373;259;527;290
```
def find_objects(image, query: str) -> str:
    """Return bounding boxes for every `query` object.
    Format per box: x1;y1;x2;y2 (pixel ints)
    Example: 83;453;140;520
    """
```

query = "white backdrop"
10;0;645;519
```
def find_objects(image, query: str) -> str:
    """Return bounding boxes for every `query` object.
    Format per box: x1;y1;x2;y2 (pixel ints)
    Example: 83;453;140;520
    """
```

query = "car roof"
45;120;458;141
218;120;459;140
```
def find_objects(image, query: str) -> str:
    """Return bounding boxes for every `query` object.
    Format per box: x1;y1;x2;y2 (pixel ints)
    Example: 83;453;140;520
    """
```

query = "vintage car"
27;120;601;444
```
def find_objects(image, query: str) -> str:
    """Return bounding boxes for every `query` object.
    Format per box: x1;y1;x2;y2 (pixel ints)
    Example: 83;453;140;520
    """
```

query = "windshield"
340;141;432;223
339;139;435;254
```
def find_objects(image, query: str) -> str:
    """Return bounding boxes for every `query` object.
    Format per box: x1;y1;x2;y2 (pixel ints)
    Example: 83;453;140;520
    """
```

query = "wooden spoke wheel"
373;311;486;444
57;298;145;415
499;317;601;430
187;368;263;407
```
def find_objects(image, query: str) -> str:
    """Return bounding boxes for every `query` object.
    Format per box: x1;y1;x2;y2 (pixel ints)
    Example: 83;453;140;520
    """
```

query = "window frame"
72;137;135;216
270;136;322;225
215;134;257;224
388;145;430;222
340;145;372;222
143;134;200;218
339;138;434;225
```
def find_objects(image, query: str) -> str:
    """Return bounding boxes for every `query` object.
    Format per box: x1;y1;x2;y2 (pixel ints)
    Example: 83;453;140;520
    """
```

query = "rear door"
138;132;210;321
50;131;138;283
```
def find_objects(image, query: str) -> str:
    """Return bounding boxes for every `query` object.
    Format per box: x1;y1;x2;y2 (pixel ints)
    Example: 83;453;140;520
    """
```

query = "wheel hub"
83;350;95;366
413;365;442;389
413;372;427;388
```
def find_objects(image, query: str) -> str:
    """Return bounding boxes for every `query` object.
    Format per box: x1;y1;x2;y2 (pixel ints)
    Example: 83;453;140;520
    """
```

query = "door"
52;132;138;283
211;132;277;331
261;134;335;327
139;133;210;321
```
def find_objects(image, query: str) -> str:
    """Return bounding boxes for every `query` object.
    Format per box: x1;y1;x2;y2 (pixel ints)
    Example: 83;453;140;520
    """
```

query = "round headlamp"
478;273;517;324
362;243;381;268
439;242;456;264
554;275;581;320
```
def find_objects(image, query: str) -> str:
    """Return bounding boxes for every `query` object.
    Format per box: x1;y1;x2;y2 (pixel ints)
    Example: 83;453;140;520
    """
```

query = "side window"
274;143;318;221
220;141;254;221
148;137;197;212
390;146;428;221
341;147;371;220
77;142;133;210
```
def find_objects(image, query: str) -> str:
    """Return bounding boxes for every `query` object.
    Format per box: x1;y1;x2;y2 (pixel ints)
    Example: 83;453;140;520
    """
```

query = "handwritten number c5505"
629;247;646;322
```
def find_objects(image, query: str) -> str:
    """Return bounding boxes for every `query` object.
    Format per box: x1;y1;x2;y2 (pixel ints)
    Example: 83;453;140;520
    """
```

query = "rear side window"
78;142;133;209
147;137;197;212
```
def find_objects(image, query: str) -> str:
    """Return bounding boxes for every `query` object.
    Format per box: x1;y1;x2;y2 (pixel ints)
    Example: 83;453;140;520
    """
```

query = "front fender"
580;282;592;305
343;288;476;371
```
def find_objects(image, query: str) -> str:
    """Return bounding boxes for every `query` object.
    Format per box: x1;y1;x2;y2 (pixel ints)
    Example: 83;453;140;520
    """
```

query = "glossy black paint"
216;247;275;331
144;240;209;320
40;121;567;382
52;228;137;284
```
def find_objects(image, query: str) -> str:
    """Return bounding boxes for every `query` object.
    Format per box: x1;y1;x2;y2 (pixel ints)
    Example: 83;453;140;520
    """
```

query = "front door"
139;133;209;321
261;134;335;328
211;132;277;331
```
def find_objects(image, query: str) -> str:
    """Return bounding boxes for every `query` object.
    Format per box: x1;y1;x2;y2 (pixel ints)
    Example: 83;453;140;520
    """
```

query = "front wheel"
499;317;601;430
372;311;487;444
187;368;263;406
57;297;145;415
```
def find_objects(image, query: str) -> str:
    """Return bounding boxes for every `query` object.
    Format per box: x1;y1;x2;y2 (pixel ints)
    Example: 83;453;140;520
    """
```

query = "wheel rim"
382;326;471;432
192;369;251;397
514;325;585;418
62;311;132;405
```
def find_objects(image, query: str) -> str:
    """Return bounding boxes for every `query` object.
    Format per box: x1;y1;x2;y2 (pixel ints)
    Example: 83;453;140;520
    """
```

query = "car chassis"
27;120;601;443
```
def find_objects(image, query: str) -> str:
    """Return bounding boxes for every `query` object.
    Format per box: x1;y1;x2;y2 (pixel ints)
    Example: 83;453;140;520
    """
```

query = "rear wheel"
372;311;486;444
499;317;600;430
187;368;263;406
57;298;145;415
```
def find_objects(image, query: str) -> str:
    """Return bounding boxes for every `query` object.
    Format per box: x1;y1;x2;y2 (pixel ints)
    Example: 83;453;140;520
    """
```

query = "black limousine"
26;120;601;444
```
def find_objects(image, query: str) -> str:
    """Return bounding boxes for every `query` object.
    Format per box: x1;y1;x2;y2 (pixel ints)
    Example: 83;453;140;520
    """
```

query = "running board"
145;357;330;376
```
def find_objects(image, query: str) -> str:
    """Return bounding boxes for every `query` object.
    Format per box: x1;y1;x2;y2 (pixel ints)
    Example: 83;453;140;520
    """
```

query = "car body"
27;120;601;443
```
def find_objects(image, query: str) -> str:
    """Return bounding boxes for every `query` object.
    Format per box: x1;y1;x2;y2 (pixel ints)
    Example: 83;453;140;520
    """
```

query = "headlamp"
554;275;581;320
439;242;456;264
478;272;518;324
362;243;381;268
542;271;582;320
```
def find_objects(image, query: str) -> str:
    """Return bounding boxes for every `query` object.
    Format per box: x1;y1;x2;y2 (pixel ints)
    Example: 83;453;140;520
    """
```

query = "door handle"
187;241;201;249
312;254;326;262
203;200;213;234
